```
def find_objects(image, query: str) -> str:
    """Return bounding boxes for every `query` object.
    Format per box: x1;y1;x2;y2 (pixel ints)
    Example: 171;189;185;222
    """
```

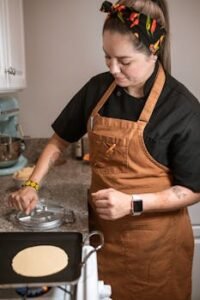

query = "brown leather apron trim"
139;63;166;123
90;80;116;117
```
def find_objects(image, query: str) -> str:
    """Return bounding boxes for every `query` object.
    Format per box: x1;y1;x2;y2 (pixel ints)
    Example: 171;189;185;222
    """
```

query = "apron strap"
89;63;165;122
139;63;166;123
90;81;116;117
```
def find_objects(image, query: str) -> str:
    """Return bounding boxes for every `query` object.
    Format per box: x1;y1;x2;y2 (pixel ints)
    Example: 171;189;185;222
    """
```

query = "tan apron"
87;64;194;300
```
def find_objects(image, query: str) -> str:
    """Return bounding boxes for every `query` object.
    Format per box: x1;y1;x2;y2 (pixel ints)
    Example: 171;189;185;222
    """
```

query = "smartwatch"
131;194;143;216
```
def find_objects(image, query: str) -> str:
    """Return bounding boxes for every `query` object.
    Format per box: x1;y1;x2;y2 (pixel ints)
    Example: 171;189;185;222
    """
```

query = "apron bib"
87;64;194;300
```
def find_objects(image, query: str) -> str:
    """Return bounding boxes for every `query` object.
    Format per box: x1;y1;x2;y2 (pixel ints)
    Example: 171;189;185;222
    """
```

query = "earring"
153;55;158;63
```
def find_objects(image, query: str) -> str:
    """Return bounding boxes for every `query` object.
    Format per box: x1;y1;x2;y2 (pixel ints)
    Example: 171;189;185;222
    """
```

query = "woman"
9;1;200;299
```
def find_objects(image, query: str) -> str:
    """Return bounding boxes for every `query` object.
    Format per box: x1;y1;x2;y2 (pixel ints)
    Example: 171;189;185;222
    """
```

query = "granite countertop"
0;138;91;233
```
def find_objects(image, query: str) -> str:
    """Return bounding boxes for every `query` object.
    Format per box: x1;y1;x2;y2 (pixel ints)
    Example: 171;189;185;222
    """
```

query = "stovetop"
0;246;112;300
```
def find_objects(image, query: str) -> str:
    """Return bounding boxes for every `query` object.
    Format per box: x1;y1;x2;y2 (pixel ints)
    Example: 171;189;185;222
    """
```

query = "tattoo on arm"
171;186;187;200
48;151;61;169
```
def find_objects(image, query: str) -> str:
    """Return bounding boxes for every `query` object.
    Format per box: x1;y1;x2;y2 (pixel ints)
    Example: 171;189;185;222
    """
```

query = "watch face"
134;200;143;213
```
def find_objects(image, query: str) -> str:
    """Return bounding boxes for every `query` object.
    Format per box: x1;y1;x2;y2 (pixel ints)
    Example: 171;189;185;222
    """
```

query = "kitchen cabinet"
0;0;26;92
0;0;7;89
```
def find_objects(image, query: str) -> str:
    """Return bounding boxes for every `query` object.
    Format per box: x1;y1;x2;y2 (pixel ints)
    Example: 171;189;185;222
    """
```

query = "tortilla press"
14;199;70;230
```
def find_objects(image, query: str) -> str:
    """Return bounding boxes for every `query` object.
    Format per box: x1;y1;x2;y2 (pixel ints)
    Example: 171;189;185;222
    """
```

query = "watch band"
131;194;143;216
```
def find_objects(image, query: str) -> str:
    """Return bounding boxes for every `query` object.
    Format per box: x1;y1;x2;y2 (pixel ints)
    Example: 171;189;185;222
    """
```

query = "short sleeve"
169;112;200;192
52;72;113;143
52;81;89;143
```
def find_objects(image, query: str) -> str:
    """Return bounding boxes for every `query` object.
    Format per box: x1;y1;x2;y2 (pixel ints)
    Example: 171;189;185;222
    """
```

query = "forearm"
29;133;69;184
92;185;200;220
141;185;200;213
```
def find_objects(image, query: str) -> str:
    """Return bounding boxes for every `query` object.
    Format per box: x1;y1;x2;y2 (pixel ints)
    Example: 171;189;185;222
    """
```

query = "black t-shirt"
52;65;200;192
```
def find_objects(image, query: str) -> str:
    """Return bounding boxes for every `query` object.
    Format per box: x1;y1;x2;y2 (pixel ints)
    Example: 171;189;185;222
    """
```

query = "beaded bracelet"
22;180;40;191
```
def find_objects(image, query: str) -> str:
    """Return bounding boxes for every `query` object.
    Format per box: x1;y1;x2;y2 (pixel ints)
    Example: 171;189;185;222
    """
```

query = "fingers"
92;188;113;209
91;188;129;220
92;189;114;219
95;201;109;216
92;188;113;200
95;200;108;208
25;198;38;215
96;209;109;219
8;187;38;214
8;192;24;211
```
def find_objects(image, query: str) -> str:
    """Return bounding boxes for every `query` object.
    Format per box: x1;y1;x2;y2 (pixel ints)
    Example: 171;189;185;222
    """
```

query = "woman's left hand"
92;188;131;220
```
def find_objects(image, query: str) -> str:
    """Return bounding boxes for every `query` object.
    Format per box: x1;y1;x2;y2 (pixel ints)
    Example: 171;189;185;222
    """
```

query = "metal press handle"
29;199;47;217
81;230;104;266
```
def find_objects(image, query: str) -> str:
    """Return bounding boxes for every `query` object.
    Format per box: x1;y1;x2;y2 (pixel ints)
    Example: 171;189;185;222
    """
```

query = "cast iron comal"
0;231;104;288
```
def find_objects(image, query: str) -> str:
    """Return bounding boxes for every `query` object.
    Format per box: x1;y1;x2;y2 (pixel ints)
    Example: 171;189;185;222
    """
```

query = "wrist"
22;180;40;191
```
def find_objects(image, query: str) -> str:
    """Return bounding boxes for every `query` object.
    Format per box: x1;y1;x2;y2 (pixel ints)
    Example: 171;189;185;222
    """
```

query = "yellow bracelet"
22;180;40;191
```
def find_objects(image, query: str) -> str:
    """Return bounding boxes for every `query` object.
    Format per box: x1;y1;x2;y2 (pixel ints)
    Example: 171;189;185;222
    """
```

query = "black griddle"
0;231;83;287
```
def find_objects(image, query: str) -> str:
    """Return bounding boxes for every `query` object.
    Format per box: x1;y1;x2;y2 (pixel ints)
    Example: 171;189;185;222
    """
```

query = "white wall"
169;0;200;98
18;0;106;137
18;0;200;137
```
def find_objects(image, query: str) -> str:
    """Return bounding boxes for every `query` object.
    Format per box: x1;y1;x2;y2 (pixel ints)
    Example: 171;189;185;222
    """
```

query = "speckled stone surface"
0;138;91;233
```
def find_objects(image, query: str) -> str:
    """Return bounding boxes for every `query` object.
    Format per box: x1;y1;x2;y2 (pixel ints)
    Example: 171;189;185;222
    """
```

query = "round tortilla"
12;245;68;277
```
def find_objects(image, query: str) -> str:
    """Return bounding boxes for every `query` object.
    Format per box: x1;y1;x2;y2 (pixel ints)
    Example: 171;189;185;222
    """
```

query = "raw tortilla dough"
12;245;68;277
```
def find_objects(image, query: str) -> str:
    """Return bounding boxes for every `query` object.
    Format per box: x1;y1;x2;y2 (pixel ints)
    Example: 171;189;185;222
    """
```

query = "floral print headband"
100;1;166;54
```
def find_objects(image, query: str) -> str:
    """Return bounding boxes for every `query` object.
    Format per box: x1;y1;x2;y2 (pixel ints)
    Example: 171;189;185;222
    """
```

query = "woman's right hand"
8;187;39;215
7;133;69;215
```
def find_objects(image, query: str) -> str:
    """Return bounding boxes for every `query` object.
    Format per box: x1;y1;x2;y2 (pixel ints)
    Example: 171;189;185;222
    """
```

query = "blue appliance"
0;97;27;175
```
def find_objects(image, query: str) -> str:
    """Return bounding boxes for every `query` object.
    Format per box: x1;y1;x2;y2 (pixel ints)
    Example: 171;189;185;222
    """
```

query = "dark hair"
103;0;171;73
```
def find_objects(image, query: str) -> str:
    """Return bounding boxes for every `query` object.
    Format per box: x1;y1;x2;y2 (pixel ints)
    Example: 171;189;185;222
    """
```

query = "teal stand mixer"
0;96;27;175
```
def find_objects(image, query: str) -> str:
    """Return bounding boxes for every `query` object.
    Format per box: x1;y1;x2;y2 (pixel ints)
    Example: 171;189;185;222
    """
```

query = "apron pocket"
88;131;129;173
